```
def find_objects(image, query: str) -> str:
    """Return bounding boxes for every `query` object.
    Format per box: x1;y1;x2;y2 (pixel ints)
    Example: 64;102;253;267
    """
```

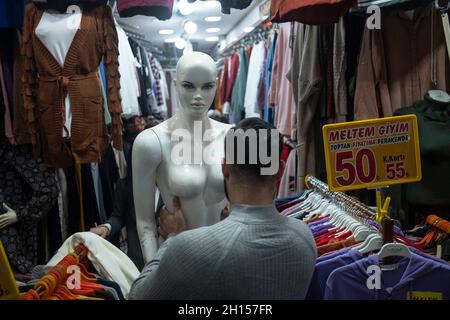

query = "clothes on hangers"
116;24;140;118
231;47;249;124
45;232;140;299
0;141;59;273
354;4;450;120
269;23;296;139
244;41;266;118
21;3;123;168
324;252;450;299
389;93;450;226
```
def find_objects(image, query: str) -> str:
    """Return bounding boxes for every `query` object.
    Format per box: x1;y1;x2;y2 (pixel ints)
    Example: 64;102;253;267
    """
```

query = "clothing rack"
27;244;89;298
219;24;273;57
305;175;377;230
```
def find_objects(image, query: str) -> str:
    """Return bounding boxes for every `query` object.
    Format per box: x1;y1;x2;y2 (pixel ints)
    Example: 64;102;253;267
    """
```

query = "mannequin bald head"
174;52;217;118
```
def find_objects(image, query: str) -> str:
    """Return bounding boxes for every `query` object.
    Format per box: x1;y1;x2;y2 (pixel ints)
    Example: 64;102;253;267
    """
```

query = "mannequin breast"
150;121;229;229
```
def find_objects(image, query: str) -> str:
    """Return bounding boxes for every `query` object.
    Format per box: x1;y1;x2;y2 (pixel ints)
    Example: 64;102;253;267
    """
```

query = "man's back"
129;204;317;300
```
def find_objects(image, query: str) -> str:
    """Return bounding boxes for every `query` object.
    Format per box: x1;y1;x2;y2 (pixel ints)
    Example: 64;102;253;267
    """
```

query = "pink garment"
268;23;296;139
277;148;297;198
0;60;16;145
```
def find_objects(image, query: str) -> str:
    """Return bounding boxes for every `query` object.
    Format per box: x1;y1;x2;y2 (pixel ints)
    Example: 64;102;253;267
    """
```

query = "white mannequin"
132;52;232;263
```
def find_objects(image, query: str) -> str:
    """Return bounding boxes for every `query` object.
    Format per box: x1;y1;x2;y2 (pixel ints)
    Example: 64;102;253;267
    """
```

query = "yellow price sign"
0;241;19;300
323;115;422;192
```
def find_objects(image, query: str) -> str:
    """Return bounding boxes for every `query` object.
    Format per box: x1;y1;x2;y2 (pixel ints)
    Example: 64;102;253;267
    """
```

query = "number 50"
335;149;377;186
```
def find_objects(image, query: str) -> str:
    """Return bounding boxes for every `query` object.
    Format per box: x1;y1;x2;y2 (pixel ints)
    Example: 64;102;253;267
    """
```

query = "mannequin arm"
0;204;18;229
132;129;162;263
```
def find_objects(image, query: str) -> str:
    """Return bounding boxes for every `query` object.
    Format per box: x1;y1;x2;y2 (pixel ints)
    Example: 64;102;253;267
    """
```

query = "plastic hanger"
355;233;383;254
377;242;412;259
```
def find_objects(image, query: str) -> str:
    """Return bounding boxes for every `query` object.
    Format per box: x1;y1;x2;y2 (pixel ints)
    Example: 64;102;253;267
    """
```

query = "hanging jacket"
21;4;123;168
0;140;59;273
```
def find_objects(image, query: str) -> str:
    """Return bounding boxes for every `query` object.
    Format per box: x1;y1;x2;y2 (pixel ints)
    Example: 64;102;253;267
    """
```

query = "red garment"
219;58;229;107
276;144;292;191
224;53;239;103
270;0;356;25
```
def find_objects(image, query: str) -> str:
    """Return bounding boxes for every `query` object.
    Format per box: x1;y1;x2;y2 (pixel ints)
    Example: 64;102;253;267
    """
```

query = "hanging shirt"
244;41;266;118
116;24;140;118
35;9;82;137
269;23;296;138
354;6;450;120
307;248;364;300
324;252;450;300
277;148;297;198
231;47;249;124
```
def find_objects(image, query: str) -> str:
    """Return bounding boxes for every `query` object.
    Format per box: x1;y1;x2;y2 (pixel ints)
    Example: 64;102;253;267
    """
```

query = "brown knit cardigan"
21;4;123;168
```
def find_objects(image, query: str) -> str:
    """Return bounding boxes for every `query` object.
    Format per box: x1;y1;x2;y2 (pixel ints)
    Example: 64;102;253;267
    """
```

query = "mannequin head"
174;52;217;119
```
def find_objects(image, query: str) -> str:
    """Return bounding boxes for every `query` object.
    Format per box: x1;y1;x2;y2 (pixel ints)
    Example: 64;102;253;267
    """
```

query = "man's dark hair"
224;118;283;181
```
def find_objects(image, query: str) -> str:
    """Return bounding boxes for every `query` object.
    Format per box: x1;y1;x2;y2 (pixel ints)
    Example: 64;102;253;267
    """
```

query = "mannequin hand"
0;204;18;229
158;197;187;239
90;225;110;238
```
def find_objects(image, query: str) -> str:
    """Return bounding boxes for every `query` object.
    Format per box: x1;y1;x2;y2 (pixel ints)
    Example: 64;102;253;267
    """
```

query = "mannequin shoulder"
132;128;163;165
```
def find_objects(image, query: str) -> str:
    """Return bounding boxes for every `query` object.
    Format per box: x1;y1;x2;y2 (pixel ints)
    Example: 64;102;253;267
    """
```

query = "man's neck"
229;188;275;207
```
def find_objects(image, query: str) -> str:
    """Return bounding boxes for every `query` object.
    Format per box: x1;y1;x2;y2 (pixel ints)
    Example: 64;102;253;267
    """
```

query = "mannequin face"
175;52;217;118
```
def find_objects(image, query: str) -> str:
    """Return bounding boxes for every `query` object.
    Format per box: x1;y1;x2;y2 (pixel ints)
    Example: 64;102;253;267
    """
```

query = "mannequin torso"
133;52;232;262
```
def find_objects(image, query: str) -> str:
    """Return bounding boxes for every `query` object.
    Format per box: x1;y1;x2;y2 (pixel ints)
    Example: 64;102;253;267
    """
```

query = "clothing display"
1;0;450;302
0;140;59;273
45;232;140;298
388;93;450;227
21;3;123;168
354;5;450;119
279;176;450;300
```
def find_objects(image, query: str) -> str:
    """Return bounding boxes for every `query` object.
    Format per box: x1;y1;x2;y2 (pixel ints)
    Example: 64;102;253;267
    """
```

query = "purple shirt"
307;249;364;300
324;252;450;300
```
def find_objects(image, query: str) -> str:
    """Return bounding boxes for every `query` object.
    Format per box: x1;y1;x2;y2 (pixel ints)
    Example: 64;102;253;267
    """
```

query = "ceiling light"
243;27;254;33
206;36;219;42
203;0;221;7
165;38;177;43
184;20;198;34
205;16;221;22
159;29;174;35
178;0;194;15
206;27;220;33
175;38;187;49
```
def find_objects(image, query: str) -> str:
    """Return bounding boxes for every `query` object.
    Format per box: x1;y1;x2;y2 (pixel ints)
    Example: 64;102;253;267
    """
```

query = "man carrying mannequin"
129;118;317;300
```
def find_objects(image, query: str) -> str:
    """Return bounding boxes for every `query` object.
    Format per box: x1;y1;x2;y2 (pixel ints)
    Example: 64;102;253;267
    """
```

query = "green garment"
231;48;249;124
390;93;450;226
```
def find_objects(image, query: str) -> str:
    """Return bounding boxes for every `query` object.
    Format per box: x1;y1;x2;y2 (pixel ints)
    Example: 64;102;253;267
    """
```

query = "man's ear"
222;159;230;179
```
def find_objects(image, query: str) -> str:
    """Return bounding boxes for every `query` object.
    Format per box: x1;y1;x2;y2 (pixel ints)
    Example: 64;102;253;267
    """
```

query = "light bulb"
206;28;220;33
205;16;221;22
175;38;187;49
159;29;174;35
184;20;198;35
206;36;219;42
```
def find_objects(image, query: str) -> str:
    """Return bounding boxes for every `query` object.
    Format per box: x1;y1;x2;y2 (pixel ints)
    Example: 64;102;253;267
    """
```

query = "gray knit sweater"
129;203;317;300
